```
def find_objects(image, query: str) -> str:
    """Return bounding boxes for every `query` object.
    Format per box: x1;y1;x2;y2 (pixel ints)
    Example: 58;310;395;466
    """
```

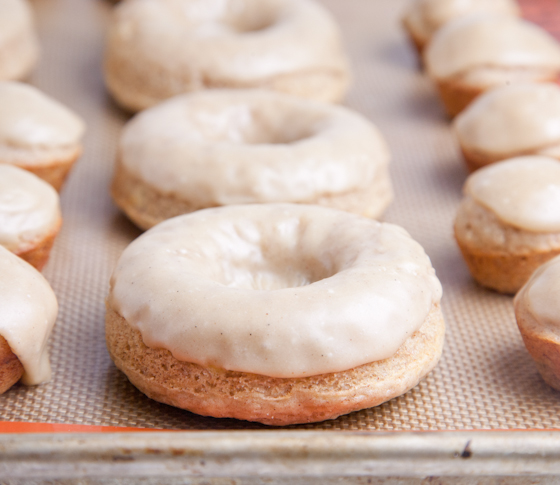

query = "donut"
514;255;560;390
454;83;560;172
0;82;85;191
424;15;560;117
0;245;58;394
0;165;61;270
106;204;444;425
454;156;560;294
0;0;39;81
402;0;519;59
111;89;393;230
104;0;350;112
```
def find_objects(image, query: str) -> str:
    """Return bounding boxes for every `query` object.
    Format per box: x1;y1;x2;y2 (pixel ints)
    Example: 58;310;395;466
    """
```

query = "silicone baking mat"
1;0;559;431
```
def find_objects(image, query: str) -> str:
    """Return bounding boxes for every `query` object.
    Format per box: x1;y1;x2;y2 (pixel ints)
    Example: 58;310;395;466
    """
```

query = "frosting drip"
120;90;390;205
465;156;560;232
426;15;560;79
0;165;60;251
455;83;560;154
109;204;442;378
0;82;85;148
0;246;57;385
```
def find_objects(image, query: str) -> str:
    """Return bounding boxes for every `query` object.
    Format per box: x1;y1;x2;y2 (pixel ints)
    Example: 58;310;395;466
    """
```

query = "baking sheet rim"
2;429;560;479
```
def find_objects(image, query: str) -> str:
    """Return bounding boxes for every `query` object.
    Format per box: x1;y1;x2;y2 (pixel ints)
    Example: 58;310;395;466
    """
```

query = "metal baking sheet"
2;0;560;481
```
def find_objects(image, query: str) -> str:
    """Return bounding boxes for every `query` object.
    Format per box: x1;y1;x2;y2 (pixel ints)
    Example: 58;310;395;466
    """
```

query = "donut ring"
112;90;392;230
107;204;444;425
104;0;350;112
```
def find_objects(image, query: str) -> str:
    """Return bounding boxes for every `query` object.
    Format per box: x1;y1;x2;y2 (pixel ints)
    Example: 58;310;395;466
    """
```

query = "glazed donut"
104;0;350;112
112;89;392;230
106;204;444;425
425;15;560;117
454;83;560;172
0;165;61;270
0;82;85;191
0;245;58;393
0;0;39;81
454;156;560;293
402;0;519;58
515;255;560;390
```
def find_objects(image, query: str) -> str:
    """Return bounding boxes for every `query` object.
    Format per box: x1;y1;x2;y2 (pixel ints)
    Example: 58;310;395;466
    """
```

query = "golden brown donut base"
454;199;560;294
435;72;560;118
105;304;444;426
111;160;393;230
105;51;349;113
460;145;560;173
435;79;485;118
455;239;560;294
401;21;427;65
0;335;24;395
7;146;82;192
515;299;560;390
460;146;506;173
12;217;62;271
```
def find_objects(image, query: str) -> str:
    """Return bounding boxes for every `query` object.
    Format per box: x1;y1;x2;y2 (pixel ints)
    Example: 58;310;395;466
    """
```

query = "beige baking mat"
1;0;559;431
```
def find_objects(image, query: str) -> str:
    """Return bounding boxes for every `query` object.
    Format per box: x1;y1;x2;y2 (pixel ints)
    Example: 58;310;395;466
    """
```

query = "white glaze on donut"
0;245;57;384
105;0;350;109
109;0;347;82
465;156;560;232
109;204;442;378
0;165;60;251
119;89;390;206
403;0;519;45
425;15;560;80
519;256;560;330
0;82;85;149
454;83;560;155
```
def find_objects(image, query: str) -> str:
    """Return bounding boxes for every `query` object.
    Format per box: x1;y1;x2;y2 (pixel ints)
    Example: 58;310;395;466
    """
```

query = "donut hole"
225;1;279;34
183;99;323;146
223;255;335;290
195;219;340;290
228;15;274;34
180;0;280;35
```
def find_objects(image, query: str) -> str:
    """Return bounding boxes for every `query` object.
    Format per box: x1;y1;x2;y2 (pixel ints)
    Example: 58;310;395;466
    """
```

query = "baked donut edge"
105;303;444;426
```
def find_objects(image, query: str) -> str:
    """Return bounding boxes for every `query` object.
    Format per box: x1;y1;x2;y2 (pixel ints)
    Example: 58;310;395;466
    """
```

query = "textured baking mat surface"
2;0;560;431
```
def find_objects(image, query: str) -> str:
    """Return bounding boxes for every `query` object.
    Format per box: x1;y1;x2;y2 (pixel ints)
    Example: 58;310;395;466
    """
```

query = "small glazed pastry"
455;156;560;294
425;15;560;117
104;0;350;112
0;0;39;81
0;165;61;270
515;256;560;390
0;245;58;394
0;82;85;191
106;204;444;425
402;0;519;58
112;90;392;230
455;83;560;172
